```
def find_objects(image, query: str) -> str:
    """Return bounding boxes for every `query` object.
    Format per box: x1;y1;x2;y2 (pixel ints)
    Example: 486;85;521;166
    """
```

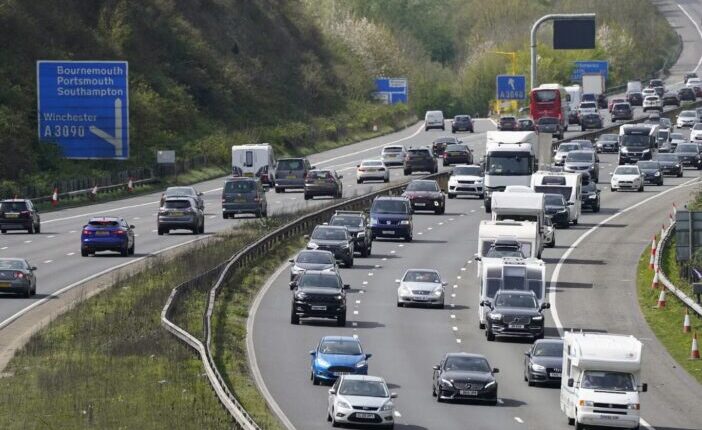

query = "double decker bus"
530;84;570;132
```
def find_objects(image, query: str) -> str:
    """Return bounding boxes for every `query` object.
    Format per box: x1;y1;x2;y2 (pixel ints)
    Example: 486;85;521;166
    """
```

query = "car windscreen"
296;252;334;264
0;202;27;212
615;167;639;175
435;138;457;144
558;144;580;152
582;114;599;120
0;259;26;270
311;228;346;241
382;147;403;153
581;371;634;391
533;342;563;357
445;144;468;153
621;134;650;148
443;356;491;372
655;154;678;161
371;200;409;214
339;380;388;398
307;171;331;179
670;133;684;140
330;216;363;228
406;181;439;192
580;102;596;109
681;111;696;117
164;200;192;209
545;194;565;206
638;162;659;169
277;159;304;170
298;274;341;289
319;339;362;355
361;161;383;167
534;186;572;200
403;271;440;283
485;152;531;176
599;134;618;142
494;293;537;308
538;117;558;124
485;248;524;259
566;152;593;162
224;180;255;193
453;166;481;176
88;220;119;227
677;144;698;152
165;187;195;197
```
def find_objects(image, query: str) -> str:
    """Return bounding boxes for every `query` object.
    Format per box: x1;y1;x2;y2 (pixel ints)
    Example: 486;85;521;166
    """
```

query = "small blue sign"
496;75;526;100
37;61;129;159
570;60;608;82
374;77;408;104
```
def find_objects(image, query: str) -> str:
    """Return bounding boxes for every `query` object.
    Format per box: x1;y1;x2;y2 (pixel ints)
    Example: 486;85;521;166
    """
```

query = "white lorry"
561;332;647;430
565;85;583;125
231;144;277;187
582;73;605;98
476;257;546;329
531;171;582;225
483;131;540;212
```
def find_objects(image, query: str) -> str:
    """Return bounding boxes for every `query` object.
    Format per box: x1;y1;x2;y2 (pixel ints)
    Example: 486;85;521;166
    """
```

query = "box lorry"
583;74;607;109
560;332;647;430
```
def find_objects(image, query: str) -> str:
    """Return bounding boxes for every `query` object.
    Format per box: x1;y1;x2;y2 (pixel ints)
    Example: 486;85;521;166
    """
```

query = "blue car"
81;216;135;257
310;336;371;384
369;196;413;241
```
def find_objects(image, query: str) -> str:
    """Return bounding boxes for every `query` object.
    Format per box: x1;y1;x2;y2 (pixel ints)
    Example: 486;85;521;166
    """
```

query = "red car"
608;98;626;112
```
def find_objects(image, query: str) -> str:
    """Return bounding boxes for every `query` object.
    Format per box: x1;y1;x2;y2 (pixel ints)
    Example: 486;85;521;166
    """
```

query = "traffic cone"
651;270;659;289
127;177;134;192
683;309;691;333
649;236;656;270
657;289;666;308
51;188;58;206
670;212;675;227
691;332;700;360
661;224;666;240
673;203;678;216
91;184;98;197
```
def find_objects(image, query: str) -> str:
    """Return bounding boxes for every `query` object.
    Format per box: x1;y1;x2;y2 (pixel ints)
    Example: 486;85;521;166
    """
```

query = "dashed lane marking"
460;267;466;271
362;281;368;285
456;339;462;344
452;326;458;331
353;310;359;315
24;240;32;244
0;247;7;250
43;260;53;264
514;417;524;424
66;252;75;256
450;314;456;319
47;235;55;238
497;399;504;405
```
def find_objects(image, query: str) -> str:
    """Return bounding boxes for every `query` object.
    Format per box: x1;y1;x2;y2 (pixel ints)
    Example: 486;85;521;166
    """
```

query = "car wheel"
158;228;165;235
262;208;268;218
436;301;444;309
451;129;456;134
403;169;411;176
23;285;31;298
35;223;41;234
120;244;129;256
384;176;389;183
304;194;311;200
572;218;578;226
568;417;575;426
397;301;403;308
346;257;353;268
443;160;448;167
31;283;36;296
479;322;485;329
337;313;346;327
360;246;369;258
486;329;495;341
27;223;34;234
275;187;283;193
0;230;5;234
575;421;584;430
436;390;444;402
81;249;89;257
290;309;299;325
405;234;412;242
357;179;362;184
448;193;455;199
548;238;555;248
638;185;644;192
332;412;341;427
611;187;617;192
129;242;135;255
490;399;498;406
311;372;320;385
678;170;684;177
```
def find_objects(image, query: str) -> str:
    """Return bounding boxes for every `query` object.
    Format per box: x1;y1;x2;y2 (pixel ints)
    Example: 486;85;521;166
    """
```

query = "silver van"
424;110;445;131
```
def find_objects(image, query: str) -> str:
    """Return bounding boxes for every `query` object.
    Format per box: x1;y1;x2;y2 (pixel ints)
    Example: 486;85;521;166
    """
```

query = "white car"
553;142;582;166
611;165;644;192
327;375;397;427
686;77;702;89
677;110;697;128
641;88;656;98
380;145;406;167
396;269;446;308
543;216;555;248
691;123;702;141
577;102;597;121
356;159;390;183
669;132;686;151
447;164;483;199
643;95;662;112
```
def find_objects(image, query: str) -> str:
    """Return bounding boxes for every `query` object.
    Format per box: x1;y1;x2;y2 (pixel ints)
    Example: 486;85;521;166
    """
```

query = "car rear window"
164;200;192;209
0;259;27;270
445;144;468;152
383;147;403;153
165;187;195;197
278;159;304;170
88;220;119;227
408;149;431;157
0;202;27;212
307;170;332;179
406;181;439;192
224;180;255;193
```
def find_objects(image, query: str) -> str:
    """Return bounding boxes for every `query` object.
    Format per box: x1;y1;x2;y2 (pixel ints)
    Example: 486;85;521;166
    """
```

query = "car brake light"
14;272;24;279
115;230;126;235
20;211;30;218
82;229;93;236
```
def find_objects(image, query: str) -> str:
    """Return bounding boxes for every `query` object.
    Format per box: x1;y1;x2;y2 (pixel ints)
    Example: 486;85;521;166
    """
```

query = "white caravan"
490;191;545;256
531;171;582;225
231;144;277;187
560;332;647;430
477;220;541;260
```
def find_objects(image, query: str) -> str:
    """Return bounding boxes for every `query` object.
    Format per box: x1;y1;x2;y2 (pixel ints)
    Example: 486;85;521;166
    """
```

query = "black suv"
498;116;518;131
626;91;643;106
481;290;550;341
290;270;348;326
0;199;41;234
329;211;372;257
404;148;438;175
431;137;459;157
611;103;633;121
678;87;696;101
580;173;601;212
452;115;474;133
306;225;355;267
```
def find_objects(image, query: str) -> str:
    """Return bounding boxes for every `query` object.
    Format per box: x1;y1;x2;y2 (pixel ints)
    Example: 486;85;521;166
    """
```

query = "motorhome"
483;131;540;212
618;124;658;164
531;171;581;225
560;332;647;430
231;144;277;187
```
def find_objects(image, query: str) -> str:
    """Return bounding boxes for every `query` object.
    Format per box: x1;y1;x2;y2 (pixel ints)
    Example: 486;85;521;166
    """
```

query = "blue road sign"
496;75;526;100
374;77;408;104
570;60;608;82
37;61;129;159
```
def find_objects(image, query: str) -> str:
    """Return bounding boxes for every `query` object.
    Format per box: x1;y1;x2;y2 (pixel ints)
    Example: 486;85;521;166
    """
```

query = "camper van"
231;144;277;187
531;171;581;225
560;332;647;430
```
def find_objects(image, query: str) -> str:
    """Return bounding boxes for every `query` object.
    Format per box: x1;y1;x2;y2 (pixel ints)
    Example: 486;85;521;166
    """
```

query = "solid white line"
66;252;75;256
640;418;655;430
488;118;498;127
677;3;702;72
0;247;7;250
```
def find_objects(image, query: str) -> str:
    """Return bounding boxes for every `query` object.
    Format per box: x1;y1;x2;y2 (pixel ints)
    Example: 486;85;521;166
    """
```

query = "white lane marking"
467;260;473;264
368;272;373;277
362;281;368;285
460;267;466;271
359;290;365;294
208;215;216;219
452;326;458;331
43;260;53;264
393;411;402;418
640;418;655;430
451;293;456;298
677;4;702;72
488;118;498;127
352;334;358;339
514;417;524;424
427;227;432;231
47;235;55;238
352;322;358;327
69;230;77;233
398;244;404;248
152;229;158;233
453;284;458;289
0;247;7;250
390;250;396;254
355;300;361;304
449;218;454;221
549;176;699;339
382;258;387;261
450;303;455;308
456;275;461;279
418;232;423;235
470;209;476;213
24;240;31;244
438;222;444;226
133;217;140;220
374;264;381;268
353;310;359;315
134;234;140;237
66;252;75;256
456;338;462;343
497;398;504;405
450;314;456;319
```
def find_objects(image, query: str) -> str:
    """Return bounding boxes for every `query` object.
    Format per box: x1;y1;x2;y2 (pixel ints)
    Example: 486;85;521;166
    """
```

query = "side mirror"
641;383;648;392
289;281;297;290
288;258;295;263
609;172;614;176
303;234;310;239
480;300;487;307
329;388;336;395
390;393;398;399
30;266;37;271
366;353;373;359
395;279;401;284
432;365;440;371
130;225;136;229
356;165;360;168
310;166;316;170
474;254;481;261
567;202;574;206
343;284;350;290
540;302;551;310
492;368;500;374
442;281;448;286
310;350;316;355
198;192;204;196
567;378;574;388
338;175;343;179
524;351;531;357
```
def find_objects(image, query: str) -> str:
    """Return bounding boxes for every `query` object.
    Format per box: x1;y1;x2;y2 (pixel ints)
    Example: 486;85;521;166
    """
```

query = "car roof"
374;196;409;201
340;374;385;382
404;268;440;274
567;150;594;156
299;269;340;276
315;225;348;231
321;335;360;343
444;352;487;360
360;159;384;164
226;177;259;182
1;199;29;203
0;257;27;262
166;186;195;192
409;179;438;184
534;338;564;345
298;249;334;256
88;216;121;222
383;144;404;149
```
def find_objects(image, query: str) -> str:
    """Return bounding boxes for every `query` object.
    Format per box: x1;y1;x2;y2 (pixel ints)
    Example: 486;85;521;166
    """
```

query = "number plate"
599;415;619;420
459;390;478;396
311;305;326;311
287;175;297;179
5;213;18;219
243;172;254;177
413;296;429;301
0;282;11;288
356;413;375;419
170;211;184;216
95;231;110;236
549;372;562;378
508;324;525;329
414;203;426;207
382;230;395;235
235;197;246;203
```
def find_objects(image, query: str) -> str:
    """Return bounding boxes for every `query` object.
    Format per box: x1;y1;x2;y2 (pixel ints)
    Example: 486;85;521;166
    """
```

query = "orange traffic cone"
649;236;656;270
670;212;675;227
683;309;691;333
651;270;659;289
657;289;666;309
661;224;666;241
691;332;700;360
127;177;134;192
51;188;59;206
673;203;678;216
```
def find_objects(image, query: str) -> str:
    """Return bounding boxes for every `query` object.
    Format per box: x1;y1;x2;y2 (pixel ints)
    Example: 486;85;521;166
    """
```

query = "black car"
654;153;684;177
0;258;37;297
678;87;696;101
482;290;550;341
402;179;446;214
595;134;619;153
518;118;535;131
498;116;518;131
649;78;664;89
611;103;633;121
305;225;354;267
289;270;348;326
653;86;665;97
662;92;680;106
524;339;564;386
288;250;336;281
0;199;41;234
626;91;643;106
597;93;607;109
675;143;702;169
432;137;459;157
637;161;664;185
452;115;474;133
442;143;473;166
536;117;564;139
579;113;603;130
544;193;570;228
432;353;499;404
329;211;372;257
404;148;437;175
580;174;601;212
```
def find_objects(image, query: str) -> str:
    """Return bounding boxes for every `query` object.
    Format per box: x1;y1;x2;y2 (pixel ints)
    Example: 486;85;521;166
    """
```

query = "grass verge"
637;241;702;383
0;217;293;429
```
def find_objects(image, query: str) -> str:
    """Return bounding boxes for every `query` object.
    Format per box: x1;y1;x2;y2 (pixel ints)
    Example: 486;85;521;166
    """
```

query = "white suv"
643;96;662;112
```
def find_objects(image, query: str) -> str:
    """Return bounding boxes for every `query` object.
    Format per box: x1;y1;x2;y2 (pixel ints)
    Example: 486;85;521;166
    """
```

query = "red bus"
530;84;570;131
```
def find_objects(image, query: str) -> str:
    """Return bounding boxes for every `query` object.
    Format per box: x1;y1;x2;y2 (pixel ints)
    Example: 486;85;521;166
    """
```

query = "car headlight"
400;220;410;225
380;400;394;411
488;312;502;320
307;242;319;249
558;209;568;213
292;265;303;273
532;315;543;321
355;360;368;369
336;399;351;410
484;380;496;389
531;363;546;372
398;285;411;296
357;231;365;238
433;286;443;296
335;294;343;301
579;400;595;407
676;164;681;168
476;178;483;184
588;194;597;199
654;171;661;176
294;291;307;300
439;378;453;388
642;149;650;153
627;403;640;410
621;147;629;153
316;357;330;368
341;243;350;249
370;217;378;225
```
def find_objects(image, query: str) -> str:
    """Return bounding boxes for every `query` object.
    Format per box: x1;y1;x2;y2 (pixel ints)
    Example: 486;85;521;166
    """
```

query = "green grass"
637;242;702;383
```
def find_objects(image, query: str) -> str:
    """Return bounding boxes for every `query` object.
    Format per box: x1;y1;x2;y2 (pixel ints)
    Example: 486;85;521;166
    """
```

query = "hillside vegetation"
0;0;678;196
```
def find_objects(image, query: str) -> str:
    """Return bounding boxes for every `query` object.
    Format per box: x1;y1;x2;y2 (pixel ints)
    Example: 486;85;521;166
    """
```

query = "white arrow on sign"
508;78;515;91
89;98;124;157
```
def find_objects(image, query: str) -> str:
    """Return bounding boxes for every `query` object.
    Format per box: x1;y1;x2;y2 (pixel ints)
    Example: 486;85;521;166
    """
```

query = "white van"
531;171;581;225
424;110;445;131
231;144;276;187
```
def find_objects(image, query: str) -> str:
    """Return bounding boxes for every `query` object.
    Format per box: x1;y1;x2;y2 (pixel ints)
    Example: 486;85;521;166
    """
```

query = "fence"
161;172;449;428
656;222;702;317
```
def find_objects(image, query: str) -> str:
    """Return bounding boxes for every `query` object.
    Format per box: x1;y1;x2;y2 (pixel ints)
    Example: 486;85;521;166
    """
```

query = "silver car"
288;250;337;281
160;186;204;210
553;142;582;166
157;196;205;235
0;258;37;297
327;375;397;428
380;145;406;167
563;150;599;182
356;159;390;183
396;269;446;308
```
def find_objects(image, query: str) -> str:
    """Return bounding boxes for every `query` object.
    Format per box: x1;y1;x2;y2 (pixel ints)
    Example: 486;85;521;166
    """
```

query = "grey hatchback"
222;177;268;218
275;158;313;193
